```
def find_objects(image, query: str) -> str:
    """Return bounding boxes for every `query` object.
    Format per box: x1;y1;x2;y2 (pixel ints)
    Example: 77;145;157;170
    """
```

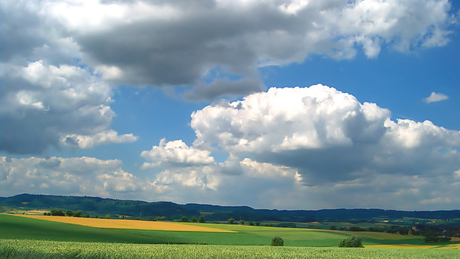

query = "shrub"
271;236;284;246
104;215;111;219
255;222;260;226
248;221;254;226
191;217;198;223
227;218;235;224
73;210;82;217
330;226;337;230
198;216;205;223
239;219;245;225
180;216;189;222
65;210;73;217
338;236;363;247
50;209;65;216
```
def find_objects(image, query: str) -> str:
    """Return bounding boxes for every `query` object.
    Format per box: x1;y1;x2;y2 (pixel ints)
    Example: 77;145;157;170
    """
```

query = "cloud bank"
136;84;460;209
1;0;456;101
2;84;460;209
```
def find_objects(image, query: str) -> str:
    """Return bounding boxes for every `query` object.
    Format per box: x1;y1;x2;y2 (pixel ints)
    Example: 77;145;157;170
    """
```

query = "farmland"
1;239;460;259
1;213;459;258
13;214;235;233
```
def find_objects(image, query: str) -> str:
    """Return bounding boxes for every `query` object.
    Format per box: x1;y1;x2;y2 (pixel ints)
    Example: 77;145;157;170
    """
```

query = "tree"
330;226;337;230
248;221;254;226
239;219;245;225
255;222;260;226
228;218;235;224
180;216;189;222
338;236;363;247
50;209;65;216
120;215;125;219
198;216;205;223
83;214;90;218
65;210;73;217
104;215;111;219
73;210;82;217
271;236;284;246
191;217;198;223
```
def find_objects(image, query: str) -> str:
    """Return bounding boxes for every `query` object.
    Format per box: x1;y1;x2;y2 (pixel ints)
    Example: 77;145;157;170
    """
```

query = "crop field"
0;214;431;247
1;213;459;258
1;239;460;259
12;214;234;232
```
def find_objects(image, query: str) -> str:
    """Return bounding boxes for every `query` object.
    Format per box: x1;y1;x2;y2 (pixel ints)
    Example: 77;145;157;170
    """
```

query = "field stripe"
9;214;235;233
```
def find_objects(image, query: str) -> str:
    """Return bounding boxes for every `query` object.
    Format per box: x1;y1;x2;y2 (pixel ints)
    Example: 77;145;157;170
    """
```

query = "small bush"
180;216;189;222
191;217;198;223
227;218;235;224
50;209;65;216
73;210;82;217
239;219;245;225
271;236;284;246
198;216;205;223
338;236;363;247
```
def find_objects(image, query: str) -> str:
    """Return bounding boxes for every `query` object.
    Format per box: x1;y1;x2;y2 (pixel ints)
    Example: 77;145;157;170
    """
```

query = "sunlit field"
13;214;234;232
2;213;460;258
2;239;459;259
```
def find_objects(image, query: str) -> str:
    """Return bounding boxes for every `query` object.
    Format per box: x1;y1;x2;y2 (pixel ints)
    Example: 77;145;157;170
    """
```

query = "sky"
1;0;460;211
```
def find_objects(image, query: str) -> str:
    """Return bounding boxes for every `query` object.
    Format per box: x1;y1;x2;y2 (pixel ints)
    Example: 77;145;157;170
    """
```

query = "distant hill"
2;193;460;222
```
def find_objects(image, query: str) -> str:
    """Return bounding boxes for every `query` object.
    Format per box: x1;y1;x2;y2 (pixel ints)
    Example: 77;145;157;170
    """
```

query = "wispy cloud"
423;92;449;103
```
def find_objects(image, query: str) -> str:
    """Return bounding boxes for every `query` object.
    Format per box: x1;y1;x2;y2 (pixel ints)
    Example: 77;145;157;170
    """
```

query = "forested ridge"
2;193;460;222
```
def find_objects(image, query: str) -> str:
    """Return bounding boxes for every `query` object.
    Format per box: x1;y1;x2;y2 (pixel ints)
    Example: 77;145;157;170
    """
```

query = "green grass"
1;239;459;259
0;214;426;247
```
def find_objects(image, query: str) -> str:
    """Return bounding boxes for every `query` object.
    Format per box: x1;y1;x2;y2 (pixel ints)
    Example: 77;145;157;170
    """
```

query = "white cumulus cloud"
140;139;215;169
190;84;460;185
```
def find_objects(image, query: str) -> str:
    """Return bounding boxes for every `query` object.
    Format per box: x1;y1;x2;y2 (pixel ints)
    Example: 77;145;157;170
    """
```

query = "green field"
1;239;459;259
0;214;426;246
1;213;458;258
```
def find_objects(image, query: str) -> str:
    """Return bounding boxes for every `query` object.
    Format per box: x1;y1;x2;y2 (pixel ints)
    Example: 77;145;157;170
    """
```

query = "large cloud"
0;61;137;155
190;84;460;185
1;0;455;99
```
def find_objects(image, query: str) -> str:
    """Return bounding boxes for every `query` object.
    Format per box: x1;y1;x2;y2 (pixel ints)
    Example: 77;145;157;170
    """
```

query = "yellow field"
11;214;235;233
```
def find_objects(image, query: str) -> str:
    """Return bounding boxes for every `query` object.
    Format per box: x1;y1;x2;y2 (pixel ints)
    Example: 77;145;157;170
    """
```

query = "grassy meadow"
1;213;458;258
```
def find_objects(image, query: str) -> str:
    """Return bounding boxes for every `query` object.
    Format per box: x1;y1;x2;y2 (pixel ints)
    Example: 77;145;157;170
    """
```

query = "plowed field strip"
11;214;235;233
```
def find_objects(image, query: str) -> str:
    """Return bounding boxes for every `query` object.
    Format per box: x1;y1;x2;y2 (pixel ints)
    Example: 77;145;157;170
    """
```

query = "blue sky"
1;0;460;210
